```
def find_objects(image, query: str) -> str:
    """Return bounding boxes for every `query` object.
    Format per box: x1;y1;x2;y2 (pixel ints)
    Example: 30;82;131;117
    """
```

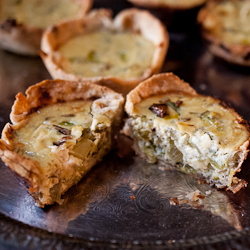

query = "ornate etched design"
0;212;250;249
0;154;247;244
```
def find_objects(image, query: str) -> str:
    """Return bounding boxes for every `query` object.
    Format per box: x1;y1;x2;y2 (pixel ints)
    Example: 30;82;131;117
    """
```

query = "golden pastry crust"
125;73;250;193
198;0;250;67
127;0;207;10
0;0;93;56
125;72;197;114
41;8;168;95
0;79;124;207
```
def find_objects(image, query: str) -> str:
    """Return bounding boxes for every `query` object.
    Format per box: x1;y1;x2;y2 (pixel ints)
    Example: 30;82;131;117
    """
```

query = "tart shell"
40;8;169;95
125;72;250;193
197;0;250;67
0;79;124;207
0;0;93;56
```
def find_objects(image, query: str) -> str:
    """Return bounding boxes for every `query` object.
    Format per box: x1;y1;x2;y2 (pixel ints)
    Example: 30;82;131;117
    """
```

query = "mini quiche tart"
0;0;93;56
41;8;168;95
127;0;207;10
124;73;250;193
0;79;124;207
198;0;250;67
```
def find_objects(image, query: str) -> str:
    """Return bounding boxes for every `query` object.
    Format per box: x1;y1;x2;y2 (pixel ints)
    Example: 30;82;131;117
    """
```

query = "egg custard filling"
201;1;250;46
57;30;155;79
125;94;249;190
0;0;82;29
12;100;112;205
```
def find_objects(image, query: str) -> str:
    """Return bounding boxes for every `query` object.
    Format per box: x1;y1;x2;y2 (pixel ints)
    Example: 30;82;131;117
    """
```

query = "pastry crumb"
205;190;211;195
185;190;201;202
170;197;180;205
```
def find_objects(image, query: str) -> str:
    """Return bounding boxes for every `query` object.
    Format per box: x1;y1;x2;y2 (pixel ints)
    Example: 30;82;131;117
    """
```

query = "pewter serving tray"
1;1;250;249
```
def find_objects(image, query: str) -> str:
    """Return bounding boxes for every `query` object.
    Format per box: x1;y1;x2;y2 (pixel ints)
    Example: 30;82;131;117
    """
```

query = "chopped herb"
167;102;180;115
200;111;221;127
59;121;75;126
149;141;156;152
87;50;98;62
149;103;168;118
53;125;71;135
210;160;225;170
68;57;85;63
119;52;127;61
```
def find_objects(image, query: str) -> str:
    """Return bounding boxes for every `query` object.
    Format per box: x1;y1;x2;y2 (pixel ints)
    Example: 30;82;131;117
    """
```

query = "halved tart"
41;8;168;95
124;73;250;193
198;0;250;67
0;0;93;56
127;0;207;10
0;79;124;207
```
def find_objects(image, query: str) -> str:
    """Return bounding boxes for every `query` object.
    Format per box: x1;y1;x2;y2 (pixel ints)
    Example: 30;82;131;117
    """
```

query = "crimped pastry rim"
127;0;207;10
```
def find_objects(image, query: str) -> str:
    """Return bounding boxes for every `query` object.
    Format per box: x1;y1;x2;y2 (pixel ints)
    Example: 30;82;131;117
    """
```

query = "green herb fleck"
68;57;85;63
87;50;98;62
119;52;127;61
59;121;75;126
167;102;180;115
210;160;225;170
200;111;221;128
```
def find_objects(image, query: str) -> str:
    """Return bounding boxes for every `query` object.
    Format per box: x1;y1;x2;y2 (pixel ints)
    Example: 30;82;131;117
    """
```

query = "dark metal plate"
1;0;250;249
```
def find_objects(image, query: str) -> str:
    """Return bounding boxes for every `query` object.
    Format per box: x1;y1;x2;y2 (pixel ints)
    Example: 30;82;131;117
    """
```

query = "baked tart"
124;73;250;193
0;0;93;56
198;0;250;67
127;0;207;10
41;8;168;95
0;79;124;207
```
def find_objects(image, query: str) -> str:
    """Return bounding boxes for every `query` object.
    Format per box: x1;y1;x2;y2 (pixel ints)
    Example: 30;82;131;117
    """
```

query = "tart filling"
0;0;92;56
58;30;155;79
0;0;84;29
12;100;112;205
199;1;250;46
124;73;249;192
198;0;250;66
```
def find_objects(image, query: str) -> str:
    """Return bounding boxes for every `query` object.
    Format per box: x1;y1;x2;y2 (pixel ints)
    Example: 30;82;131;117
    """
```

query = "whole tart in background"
0;79;124;207
41;8;168;95
124;73;250;193
127;0;207;10
0;0;93;56
198;0;250;67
